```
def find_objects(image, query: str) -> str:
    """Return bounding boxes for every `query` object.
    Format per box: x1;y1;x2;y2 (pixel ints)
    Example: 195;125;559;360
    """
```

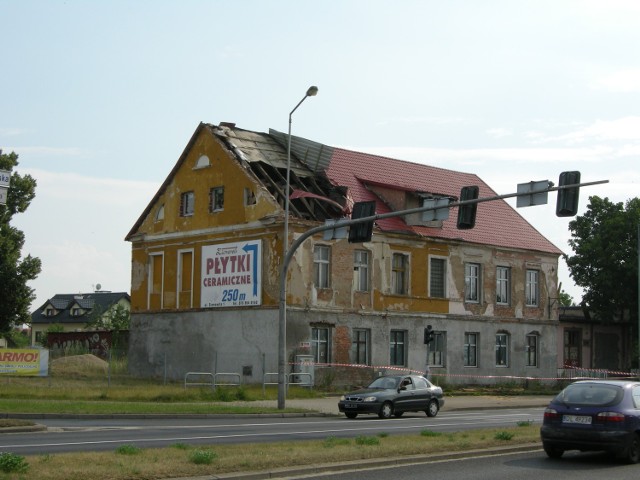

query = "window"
564;329;581;367
526;334;538;367
496;333;509;367
354;250;370;292
177;250;193;309
71;308;81;317
525;270;539;306
155;204;164;222
430;257;446;298
244;187;256;206
209;186;224;212
148;252;164;310
392;253;408;295
390;330;407;366
465;263;480;303
464;332;478;367
180;191;195;217
45;308;55;317
313;245;330;288
496;266;511;305
311;327;330;364
428;331;446;367
195;155;210;168
351;328;370;365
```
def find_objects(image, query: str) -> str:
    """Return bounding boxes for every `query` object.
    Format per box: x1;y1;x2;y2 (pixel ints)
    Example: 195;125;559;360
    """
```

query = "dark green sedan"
338;374;445;419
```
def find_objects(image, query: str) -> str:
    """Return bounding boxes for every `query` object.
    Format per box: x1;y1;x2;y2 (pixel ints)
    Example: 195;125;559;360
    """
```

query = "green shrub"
189;449;217;465
115;444;142;455
420;430;443;437
323;436;351;448
0;452;29;473
171;443;190;450
494;431;514;441
355;435;380;445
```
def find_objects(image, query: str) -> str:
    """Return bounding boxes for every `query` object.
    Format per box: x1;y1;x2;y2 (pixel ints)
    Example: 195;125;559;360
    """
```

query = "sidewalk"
242;394;553;415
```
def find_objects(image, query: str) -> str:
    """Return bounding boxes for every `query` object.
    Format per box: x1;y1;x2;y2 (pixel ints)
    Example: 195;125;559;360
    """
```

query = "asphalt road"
296;450;640;480
0;406;543;455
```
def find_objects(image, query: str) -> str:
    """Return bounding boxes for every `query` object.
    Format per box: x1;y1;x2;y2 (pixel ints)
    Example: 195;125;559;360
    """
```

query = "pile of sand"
50;354;109;377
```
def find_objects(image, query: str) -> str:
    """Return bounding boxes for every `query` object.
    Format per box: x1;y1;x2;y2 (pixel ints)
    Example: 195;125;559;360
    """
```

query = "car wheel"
543;443;564;459
394;411;404;418
345;412;357;419
621;433;640;464
378;401;393;419
425;399;439;417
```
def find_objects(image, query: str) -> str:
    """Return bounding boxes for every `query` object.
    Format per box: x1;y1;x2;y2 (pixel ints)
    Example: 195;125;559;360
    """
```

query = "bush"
0;452;29;473
355;435;380;446
323;436;351;448
115;444;141;455
189;449;217;465
494;431;514;441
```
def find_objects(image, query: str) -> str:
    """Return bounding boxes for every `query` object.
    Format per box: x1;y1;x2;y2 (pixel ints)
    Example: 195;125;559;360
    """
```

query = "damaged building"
125;122;563;387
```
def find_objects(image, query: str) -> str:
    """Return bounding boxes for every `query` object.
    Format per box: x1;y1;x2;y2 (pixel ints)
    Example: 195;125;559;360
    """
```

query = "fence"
5;345;639;392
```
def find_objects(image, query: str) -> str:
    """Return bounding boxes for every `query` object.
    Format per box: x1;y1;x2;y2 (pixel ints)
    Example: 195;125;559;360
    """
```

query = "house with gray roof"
30;291;130;345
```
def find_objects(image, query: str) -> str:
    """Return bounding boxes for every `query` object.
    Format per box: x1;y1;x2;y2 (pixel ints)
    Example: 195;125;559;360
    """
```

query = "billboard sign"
201;240;262;308
0;349;49;376
0;170;10;188
0;170;9;205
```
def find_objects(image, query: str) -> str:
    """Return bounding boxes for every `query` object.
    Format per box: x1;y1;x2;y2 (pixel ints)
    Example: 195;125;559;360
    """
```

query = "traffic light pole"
277;178;608;409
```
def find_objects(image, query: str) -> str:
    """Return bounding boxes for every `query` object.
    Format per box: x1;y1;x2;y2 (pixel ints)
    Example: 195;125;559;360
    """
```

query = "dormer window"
71;308;82;317
45;307;55;316
244;188;256;206
194;155;211;169
155;204;165;222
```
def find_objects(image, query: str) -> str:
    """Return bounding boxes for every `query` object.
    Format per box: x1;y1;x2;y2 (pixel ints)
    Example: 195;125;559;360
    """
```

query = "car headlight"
363;396;378;402
340;395;345;401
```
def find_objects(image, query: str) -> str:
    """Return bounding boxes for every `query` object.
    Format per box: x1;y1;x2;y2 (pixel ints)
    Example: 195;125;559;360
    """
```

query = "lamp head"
306;86;319;97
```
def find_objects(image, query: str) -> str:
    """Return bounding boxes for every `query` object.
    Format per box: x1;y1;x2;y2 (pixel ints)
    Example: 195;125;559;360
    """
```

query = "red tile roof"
327;148;562;255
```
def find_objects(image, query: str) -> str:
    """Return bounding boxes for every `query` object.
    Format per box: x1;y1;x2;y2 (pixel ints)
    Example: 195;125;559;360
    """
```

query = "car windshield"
556;383;623;406
368;377;399;389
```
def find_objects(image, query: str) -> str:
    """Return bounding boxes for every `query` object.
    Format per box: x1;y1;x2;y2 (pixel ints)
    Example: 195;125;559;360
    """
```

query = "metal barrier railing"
213;372;241;388
288;372;313;388
184;372;214;389
263;372;279;396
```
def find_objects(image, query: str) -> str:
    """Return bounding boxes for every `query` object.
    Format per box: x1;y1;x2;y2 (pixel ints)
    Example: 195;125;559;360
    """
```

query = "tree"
557;282;574;307
87;303;130;332
564;195;640;324
87;303;130;350
0;151;41;334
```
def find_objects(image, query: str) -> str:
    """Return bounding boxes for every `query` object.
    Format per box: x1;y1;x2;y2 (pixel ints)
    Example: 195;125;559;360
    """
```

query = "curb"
172;443;542;480
0;424;47;434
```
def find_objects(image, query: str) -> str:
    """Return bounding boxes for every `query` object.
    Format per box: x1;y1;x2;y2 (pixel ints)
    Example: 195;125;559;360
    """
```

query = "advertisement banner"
201;240;262;308
0;348;49;376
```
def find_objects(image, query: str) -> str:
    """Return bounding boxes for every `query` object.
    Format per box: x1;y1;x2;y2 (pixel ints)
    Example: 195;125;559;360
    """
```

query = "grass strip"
3;424;541;480
0;398;309;415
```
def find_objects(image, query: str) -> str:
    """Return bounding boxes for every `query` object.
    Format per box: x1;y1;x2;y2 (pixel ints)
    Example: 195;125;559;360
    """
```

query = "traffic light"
456;186;479;229
556;171;580;217
348;201;376;243
424;325;435;344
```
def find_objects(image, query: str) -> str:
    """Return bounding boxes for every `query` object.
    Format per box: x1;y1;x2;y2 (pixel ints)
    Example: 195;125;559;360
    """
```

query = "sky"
1;0;638;312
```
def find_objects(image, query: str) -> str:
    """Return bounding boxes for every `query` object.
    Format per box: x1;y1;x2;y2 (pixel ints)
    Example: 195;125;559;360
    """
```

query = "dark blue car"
540;380;640;463
338;374;445;419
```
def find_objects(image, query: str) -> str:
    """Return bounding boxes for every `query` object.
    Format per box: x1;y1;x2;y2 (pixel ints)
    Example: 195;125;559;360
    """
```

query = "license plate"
345;404;358;409
563;415;592;424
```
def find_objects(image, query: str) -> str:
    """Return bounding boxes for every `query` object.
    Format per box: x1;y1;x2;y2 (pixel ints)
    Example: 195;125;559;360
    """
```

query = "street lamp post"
279;86;318;410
